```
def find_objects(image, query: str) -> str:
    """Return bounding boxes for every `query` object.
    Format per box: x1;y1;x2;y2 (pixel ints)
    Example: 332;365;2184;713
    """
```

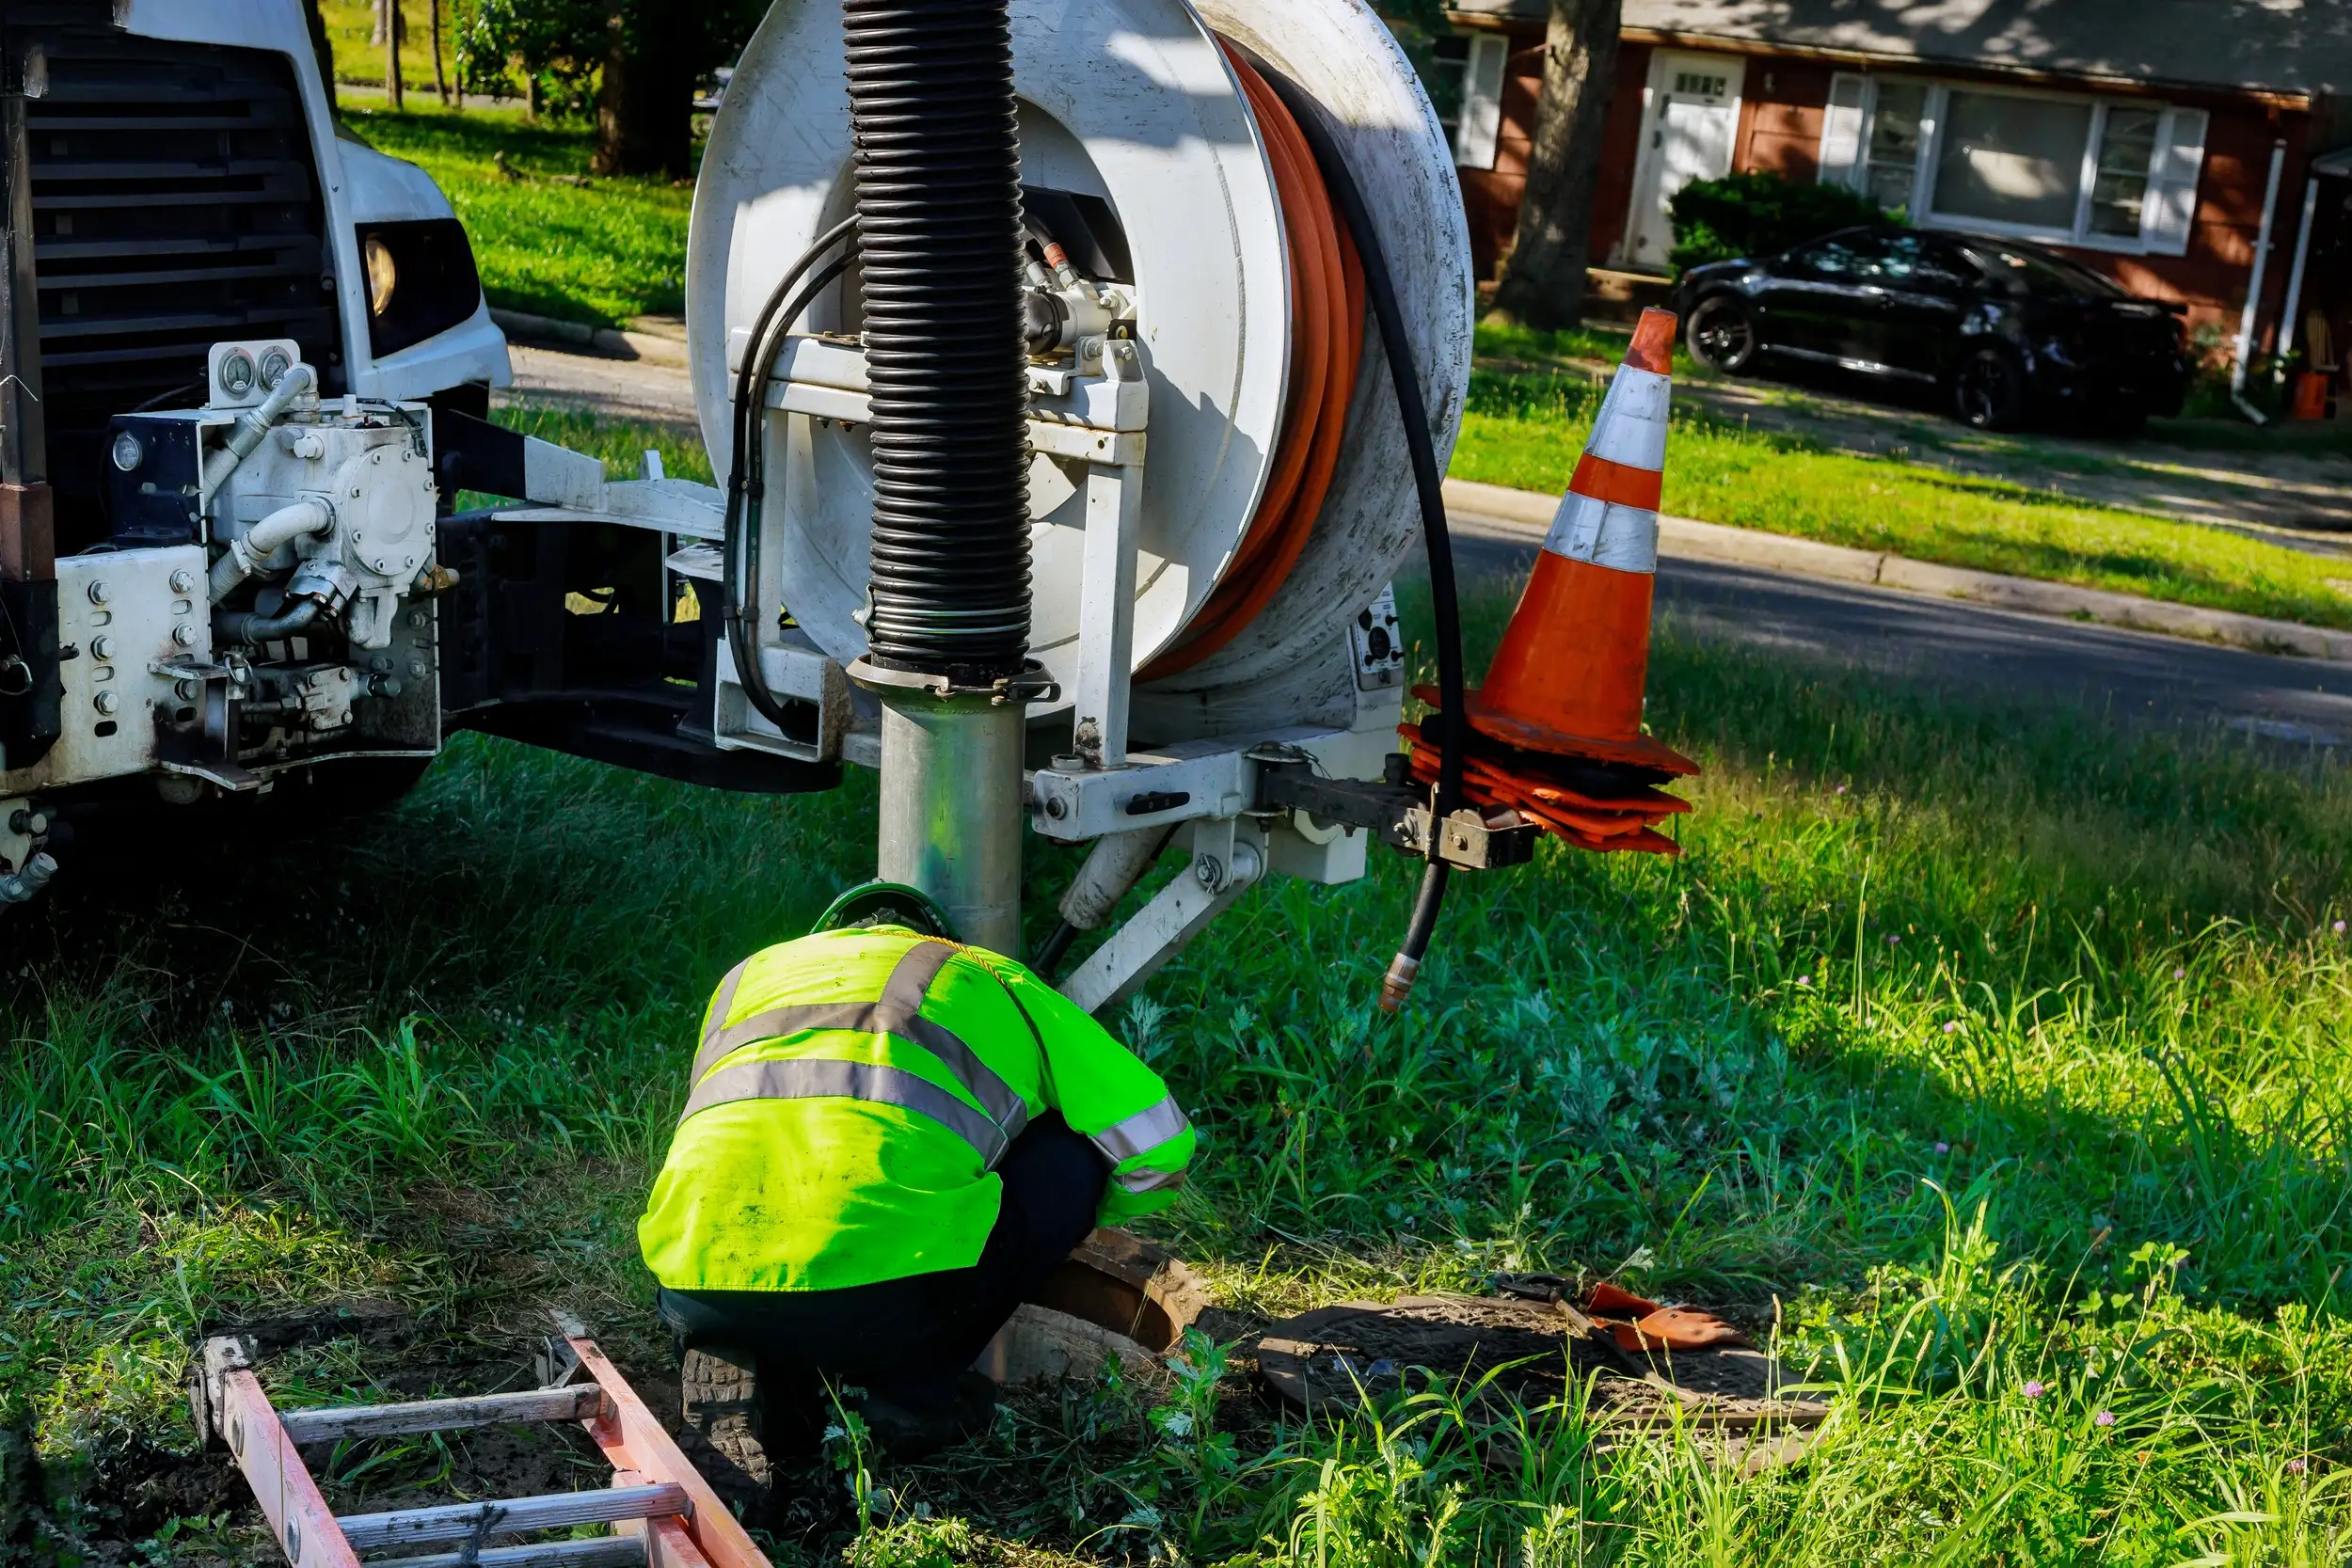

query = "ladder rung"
338;1482;689;1551
375;1536;649;1568
278;1385;607;1447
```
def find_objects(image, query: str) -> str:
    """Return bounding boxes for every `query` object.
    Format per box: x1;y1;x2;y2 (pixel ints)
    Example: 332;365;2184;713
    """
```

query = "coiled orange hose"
1137;43;1364;682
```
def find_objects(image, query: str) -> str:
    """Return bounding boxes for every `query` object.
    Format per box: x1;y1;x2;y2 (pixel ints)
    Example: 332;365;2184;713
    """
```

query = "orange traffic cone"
1405;307;1697;855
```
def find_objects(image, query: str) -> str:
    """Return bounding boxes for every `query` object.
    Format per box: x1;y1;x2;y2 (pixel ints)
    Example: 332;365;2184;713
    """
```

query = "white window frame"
1431;28;1509;171
1820;74;2207;259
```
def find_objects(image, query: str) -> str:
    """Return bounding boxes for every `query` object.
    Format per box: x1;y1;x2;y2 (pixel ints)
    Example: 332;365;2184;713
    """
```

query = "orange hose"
1138;43;1364;682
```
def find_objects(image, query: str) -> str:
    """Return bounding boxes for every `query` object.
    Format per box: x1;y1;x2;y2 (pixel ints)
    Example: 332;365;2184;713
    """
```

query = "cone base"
1414;685;1700;778
1401;719;1691;858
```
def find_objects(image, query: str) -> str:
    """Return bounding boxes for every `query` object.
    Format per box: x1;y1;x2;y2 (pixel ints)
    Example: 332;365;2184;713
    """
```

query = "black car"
1670;226;2192;435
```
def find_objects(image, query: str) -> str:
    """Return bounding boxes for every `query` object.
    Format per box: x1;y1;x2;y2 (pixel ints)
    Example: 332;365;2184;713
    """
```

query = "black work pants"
657;1111;1104;1411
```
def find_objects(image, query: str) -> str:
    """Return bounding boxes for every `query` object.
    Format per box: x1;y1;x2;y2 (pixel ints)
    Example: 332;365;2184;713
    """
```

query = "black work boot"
679;1344;770;1519
854;1370;998;1459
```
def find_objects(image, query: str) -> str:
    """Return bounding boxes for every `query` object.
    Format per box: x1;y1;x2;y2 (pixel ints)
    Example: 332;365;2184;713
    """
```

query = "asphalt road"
502;341;2352;754
1451;526;2352;752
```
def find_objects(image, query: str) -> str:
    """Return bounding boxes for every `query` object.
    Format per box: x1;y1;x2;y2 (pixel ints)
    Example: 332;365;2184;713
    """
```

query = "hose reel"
688;0;1471;731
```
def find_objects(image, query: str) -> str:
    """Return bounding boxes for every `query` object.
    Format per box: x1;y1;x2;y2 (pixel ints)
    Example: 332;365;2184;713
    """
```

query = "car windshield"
1961;242;2123;299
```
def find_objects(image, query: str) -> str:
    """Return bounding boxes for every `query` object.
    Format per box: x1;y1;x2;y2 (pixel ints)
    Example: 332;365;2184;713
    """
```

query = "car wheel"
1952;347;2028;431
1685;295;1758;374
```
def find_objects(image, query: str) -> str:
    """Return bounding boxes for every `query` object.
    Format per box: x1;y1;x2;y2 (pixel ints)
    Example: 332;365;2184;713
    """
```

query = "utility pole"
383;0;405;111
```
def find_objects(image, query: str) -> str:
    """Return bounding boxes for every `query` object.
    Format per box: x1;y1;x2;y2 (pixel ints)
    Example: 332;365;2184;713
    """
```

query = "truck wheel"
1952;347;2028;431
1685;295;1758;374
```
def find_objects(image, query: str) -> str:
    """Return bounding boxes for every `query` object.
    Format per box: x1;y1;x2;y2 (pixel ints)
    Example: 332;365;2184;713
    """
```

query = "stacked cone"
1405;307;1698;855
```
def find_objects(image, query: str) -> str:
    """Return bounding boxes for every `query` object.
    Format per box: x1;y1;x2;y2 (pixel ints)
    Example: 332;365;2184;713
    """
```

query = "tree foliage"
449;0;761;123
1665;171;1890;272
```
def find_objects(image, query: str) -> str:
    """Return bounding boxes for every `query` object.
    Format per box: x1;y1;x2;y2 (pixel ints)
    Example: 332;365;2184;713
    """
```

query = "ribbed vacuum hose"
845;0;1032;681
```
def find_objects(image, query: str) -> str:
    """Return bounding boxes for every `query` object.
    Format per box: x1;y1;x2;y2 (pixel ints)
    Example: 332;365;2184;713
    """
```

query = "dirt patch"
1257;1294;1824;1430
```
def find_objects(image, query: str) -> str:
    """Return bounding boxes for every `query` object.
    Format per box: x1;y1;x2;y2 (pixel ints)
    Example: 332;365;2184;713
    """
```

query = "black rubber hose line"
1256;62;1468;1012
723;237;858;735
846;0;1033;682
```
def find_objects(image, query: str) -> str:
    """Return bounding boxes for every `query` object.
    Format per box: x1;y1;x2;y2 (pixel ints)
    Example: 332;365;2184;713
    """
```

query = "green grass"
1454;369;2352;633
7;507;2352;1560
339;103;691;327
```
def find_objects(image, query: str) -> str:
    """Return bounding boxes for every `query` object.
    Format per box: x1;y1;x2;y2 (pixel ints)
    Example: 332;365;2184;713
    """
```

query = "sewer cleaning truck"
2;0;1691;1008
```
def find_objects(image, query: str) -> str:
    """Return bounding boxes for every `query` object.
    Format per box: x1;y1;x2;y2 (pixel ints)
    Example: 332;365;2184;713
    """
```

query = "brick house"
1435;0;2352;359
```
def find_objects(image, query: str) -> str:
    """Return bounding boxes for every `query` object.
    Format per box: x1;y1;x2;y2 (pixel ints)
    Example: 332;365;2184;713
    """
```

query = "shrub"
1667;171;1890;272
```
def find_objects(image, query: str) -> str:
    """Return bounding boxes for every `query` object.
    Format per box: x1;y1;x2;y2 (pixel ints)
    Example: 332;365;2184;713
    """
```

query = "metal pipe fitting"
0;850;56;907
875;689;1025;955
200;363;316;493
209;497;332;602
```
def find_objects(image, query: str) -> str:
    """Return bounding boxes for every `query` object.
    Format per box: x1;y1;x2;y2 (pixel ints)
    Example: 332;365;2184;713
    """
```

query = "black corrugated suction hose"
845;0;1033;682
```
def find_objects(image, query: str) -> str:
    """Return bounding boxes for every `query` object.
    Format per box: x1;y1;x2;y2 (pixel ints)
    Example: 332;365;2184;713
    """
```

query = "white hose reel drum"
688;0;1472;729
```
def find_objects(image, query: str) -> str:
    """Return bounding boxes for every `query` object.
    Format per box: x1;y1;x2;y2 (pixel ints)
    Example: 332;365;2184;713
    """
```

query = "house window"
1818;73;2209;258
1429;31;1509;172
1863;81;1927;212
1934;91;2095;230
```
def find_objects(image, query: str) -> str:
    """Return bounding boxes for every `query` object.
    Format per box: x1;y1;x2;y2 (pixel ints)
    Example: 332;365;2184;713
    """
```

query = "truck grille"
21;22;342;537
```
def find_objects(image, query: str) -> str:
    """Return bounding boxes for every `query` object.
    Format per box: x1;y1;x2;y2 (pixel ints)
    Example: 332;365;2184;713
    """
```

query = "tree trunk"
1492;0;1621;331
301;0;336;98
383;0;405;111
430;0;449;106
592;3;693;180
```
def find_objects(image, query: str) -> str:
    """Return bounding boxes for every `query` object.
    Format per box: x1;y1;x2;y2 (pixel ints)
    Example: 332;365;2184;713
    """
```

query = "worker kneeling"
637;881;1195;1497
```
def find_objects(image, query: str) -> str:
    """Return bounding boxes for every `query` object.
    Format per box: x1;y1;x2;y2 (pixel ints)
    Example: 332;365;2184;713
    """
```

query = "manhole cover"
1258;1295;1826;1433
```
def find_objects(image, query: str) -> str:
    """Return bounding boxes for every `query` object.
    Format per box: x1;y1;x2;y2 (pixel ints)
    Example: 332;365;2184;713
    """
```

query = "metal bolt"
87;579;108;605
407;610;428;629
171;623;197;647
9;808;47;836
1194;854;1224;890
176;680;200;702
92;690;119;716
168;567;197;594
408;657;429;678
293;433;326;461
1043;796;1068;820
370;655;395;673
89;635;114;660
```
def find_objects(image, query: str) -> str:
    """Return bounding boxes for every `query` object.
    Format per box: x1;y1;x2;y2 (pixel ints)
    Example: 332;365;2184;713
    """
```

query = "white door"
1625;52;1746;270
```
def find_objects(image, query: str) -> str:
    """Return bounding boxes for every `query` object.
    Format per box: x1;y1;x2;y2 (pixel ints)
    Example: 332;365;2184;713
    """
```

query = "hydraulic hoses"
844;0;1033;683
723;218;859;734
1256;63;1468;1014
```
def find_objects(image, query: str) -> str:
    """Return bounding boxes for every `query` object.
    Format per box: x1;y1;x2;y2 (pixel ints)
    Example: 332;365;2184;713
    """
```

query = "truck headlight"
365;235;398;317
354;218;483;358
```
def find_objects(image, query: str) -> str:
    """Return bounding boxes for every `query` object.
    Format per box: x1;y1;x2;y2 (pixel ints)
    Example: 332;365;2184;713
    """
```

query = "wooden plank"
384;1537;647;1568
566;1335;770;1568
278;1385;607;1447
217;1368;364;1568
336;1482;689;1551
641;1514;713;1568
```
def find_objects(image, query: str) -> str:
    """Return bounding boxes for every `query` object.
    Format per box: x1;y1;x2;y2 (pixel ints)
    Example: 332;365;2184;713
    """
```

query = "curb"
1442;477;2352;665
490;307;688;367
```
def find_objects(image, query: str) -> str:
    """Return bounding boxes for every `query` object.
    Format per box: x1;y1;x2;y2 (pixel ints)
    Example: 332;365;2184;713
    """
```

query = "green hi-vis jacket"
637;926;1196;1292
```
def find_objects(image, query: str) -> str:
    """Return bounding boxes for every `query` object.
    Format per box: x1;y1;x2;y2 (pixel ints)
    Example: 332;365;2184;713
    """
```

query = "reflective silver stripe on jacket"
1089;1094;1191;1167
683;940;1028;1152
677;1056;1010;1167
1113;1165;1186;1196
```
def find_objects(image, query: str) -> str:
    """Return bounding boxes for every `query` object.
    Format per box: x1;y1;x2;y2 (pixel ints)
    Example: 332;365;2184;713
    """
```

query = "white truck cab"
0;0;829;906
